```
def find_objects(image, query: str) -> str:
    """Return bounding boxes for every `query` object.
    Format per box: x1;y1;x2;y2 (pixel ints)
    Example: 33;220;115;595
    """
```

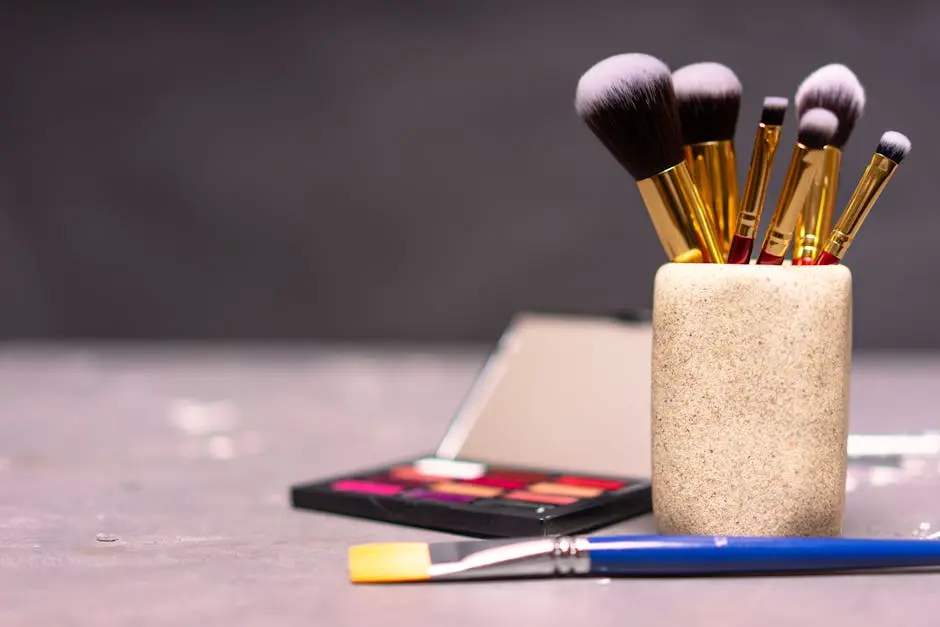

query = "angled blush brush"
576;53;725;263
792;64;866;264
727;97;788;264
756;108;838;264
672;62;743;255
817;131;911;265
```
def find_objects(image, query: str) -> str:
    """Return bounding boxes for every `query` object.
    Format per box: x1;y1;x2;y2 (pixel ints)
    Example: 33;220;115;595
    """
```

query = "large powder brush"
576;53;725;263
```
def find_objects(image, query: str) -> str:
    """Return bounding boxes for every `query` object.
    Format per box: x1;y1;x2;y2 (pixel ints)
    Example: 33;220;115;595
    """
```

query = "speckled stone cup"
651;262;852;537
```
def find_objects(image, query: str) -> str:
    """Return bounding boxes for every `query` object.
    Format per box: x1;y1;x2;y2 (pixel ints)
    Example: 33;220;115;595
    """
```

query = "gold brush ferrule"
736;123;782;239
794;146;842;262
685;140;739;252
636;161;726;263
759;143;826;259
822;153;899;260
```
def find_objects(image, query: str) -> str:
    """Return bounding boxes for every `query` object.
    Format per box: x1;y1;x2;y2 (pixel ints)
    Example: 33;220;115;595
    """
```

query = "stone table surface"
2;344;940;626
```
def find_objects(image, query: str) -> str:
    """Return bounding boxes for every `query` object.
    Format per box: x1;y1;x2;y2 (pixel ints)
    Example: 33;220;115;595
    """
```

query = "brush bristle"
761;97;788;126
798;108;839;149
348;543;431;583
877;131;911;164
671;62;742;144
795;64;865;148
576;53;685;180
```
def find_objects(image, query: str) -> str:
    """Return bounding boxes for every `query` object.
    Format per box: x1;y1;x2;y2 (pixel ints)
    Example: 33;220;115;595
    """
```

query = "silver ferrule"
427;536;591;580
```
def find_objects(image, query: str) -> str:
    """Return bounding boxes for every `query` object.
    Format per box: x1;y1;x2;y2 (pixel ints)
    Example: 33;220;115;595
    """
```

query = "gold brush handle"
794;147;841;264
821;153;898;261
759;144;825;262
686;141;739;253
736;124;781;240
637;162;726;263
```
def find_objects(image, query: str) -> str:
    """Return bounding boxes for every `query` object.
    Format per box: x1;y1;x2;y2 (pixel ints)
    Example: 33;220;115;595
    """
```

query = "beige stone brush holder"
650;262;852;537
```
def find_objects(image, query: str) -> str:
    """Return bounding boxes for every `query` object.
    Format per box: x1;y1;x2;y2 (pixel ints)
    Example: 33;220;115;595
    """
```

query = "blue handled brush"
348;534;940;583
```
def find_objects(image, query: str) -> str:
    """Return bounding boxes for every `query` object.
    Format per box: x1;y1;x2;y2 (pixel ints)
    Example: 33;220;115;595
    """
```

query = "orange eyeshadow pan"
390;466;448;482
528;482;604;498
431;482;503;498
557;476;625;490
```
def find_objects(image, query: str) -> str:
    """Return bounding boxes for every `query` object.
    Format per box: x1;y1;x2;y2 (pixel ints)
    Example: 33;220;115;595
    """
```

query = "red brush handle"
815;251;841;266
756;250;785;265
726;235;753;264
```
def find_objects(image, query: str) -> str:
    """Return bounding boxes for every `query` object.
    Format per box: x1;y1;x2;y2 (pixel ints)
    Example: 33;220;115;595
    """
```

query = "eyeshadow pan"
504;491;578;506
407;489;475;503
466;476;528;489
332;479;403;496
528;482;603;498
557;476;626;490
486;469;549;482
431;482;503;498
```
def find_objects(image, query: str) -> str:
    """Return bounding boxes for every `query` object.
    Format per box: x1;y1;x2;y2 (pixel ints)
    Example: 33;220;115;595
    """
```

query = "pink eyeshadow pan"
331;479;403;496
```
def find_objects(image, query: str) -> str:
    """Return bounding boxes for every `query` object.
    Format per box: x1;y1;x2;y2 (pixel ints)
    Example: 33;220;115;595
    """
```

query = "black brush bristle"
797;108;839;149
760;97;788;126
795;64;865;149
576;54;686;180
672;62;742;144
675;95;740;143
876;131;911;164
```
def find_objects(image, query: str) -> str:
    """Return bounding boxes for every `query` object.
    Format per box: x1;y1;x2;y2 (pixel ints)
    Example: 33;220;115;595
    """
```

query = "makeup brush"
672;62;743;254
816;131;911;265
348;533;940;583
792;64;866;264
576;53;725;264
756;108;838;265
727;97;788;264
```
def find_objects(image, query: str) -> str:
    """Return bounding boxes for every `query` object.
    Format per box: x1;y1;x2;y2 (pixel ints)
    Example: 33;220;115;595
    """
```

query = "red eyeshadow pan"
504;491;577;506
486;469;549;482
556;476;626;490
466;476;528;489
332;479;403;495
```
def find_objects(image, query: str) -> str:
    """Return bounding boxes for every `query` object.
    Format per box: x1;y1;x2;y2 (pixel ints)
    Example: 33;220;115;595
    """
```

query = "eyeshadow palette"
290;456;652;537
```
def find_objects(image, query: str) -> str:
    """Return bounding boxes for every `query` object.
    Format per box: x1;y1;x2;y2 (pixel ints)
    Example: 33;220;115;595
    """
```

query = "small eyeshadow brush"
727;97;788;263
816;131;911;265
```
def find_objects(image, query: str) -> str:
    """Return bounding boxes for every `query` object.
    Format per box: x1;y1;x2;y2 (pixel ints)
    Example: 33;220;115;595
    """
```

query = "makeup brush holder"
650;262;852;537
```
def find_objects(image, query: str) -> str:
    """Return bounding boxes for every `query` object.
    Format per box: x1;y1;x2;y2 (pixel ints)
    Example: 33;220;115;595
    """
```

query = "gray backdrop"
0;2;934;348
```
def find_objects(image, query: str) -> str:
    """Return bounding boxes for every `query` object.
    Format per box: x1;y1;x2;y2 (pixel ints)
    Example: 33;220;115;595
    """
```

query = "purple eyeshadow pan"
406;489;475;503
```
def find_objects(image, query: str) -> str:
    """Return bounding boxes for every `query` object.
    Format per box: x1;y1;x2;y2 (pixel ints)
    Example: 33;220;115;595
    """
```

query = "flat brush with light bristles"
348;533;940;584
756;108;838;265
576;53;725;263
727;97;788;263
672;62;743;255
792;64;866;264
817;131;911;265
